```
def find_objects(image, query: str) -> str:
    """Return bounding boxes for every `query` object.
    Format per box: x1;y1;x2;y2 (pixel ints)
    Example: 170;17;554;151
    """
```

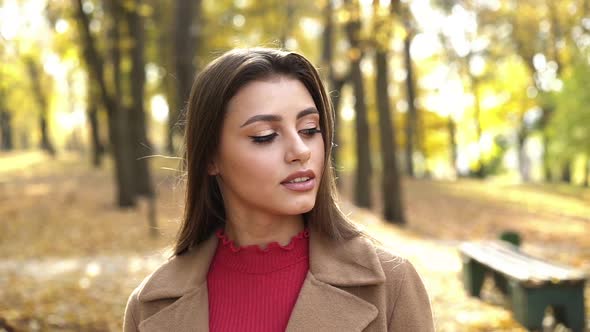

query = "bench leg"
462;259;486;297
492;271;509;295
509;280;586;332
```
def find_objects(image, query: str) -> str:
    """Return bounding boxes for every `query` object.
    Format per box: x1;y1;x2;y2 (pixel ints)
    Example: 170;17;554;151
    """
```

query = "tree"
0;110;13;151
506;0;585;182
24;57;56;156
373;0;405;223
148;0;178;155
321;0;348;183
400;3;419;178
172;0;202;152
0;69;13;151
547;53;590;184
74;0;136;207
281;0;296;47
124;0;158;236
344;0;372;208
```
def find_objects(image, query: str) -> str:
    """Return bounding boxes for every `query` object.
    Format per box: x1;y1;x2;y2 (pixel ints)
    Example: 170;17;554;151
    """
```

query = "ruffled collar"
215;228;309;253
210;228;310;274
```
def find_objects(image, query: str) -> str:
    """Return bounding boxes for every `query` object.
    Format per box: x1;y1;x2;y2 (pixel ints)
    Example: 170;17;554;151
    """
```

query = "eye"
299;127;322;137
249;133;278;144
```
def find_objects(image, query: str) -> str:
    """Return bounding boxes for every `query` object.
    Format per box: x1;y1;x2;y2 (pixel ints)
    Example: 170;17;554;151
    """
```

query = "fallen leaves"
0;152;588;331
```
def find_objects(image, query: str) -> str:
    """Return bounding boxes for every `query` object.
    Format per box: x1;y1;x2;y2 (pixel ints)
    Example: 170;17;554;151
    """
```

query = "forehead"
225;76;318;123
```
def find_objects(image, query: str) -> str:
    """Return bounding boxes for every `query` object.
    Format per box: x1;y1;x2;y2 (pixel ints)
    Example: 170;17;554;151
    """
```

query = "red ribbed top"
207;229;310;332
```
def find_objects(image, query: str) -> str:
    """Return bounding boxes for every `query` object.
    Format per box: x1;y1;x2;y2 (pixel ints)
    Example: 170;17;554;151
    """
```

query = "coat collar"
137;228;385;331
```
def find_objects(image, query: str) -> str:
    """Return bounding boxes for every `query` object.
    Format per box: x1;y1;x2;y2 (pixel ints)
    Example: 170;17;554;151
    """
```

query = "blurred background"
0;0;589;331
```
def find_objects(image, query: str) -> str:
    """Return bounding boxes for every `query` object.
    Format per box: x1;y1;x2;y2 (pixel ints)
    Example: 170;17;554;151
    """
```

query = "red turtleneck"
206;229;310;332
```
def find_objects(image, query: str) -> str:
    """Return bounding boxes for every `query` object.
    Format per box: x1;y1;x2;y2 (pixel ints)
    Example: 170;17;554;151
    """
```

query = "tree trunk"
165;78;178;155
173;0;200;135
87;85;104;167
547;0;563;77
106;114;136;207
469;72;485;178
88;105;103;167
25;58;56;156
330;78;346;175
75;0;135;207
541;132;552;181
403;33;416;177
152;0;177;155
448;115;458;176
107;0;137;207
560;159;572;183
344;0;372;208
281;0;295;48
0;85;11;150
321;0;347;184
0;110;13;151
39;117;54;154
125;0;158;237
125;1;155;198
540;0;563;182
375;50;405;224
517;125;530;182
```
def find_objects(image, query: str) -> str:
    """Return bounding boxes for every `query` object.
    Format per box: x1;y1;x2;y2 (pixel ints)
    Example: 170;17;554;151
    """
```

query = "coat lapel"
285;272;378;331
286;230;386;331
134;228;386;332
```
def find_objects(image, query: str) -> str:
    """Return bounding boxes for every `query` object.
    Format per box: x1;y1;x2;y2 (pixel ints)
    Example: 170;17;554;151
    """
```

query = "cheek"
219;142;280;183
314;137;326;167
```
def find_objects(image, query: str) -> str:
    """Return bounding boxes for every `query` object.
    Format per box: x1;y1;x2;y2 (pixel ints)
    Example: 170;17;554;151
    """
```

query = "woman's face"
211;75;325;221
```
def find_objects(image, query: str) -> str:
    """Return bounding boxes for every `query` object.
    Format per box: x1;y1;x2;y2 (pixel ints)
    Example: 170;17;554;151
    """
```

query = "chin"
285;199;316;215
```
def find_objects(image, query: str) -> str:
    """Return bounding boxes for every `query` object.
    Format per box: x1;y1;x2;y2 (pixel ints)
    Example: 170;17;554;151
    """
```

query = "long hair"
174;48;360;256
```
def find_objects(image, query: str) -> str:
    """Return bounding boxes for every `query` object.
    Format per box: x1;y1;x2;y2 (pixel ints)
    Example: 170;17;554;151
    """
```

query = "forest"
1;0;589;330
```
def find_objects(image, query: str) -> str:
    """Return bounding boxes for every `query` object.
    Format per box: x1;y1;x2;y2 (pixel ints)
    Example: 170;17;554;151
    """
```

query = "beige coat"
124;229;435;331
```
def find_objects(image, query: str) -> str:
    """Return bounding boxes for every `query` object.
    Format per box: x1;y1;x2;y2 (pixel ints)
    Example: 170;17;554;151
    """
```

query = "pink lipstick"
280;170;316;192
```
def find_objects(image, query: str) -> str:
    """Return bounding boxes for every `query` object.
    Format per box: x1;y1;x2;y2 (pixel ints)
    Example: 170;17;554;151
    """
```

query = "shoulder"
123;276;146;332
123;236;218;330
373;245;422;287
122;257;177;323
373;244;435;332
374;245;408;277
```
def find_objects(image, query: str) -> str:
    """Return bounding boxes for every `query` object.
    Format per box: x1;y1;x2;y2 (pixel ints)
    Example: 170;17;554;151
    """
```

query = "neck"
224;214;304;249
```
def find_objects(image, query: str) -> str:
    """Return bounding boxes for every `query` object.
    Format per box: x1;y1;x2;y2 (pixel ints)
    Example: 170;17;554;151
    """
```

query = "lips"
281;170;316;184
281;170;317;192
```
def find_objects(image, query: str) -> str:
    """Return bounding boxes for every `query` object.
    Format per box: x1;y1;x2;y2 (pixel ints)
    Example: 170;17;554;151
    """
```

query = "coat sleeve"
123;287;140;332
387;260;435;332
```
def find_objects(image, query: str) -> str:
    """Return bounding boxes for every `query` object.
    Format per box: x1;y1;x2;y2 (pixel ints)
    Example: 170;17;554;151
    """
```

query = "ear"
207;159;219;176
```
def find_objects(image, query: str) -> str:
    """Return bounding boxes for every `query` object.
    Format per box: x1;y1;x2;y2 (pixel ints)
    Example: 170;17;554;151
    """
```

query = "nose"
284;133;311;164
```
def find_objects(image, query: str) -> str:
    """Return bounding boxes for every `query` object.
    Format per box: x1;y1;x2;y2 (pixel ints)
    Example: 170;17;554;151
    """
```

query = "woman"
124;48;434;331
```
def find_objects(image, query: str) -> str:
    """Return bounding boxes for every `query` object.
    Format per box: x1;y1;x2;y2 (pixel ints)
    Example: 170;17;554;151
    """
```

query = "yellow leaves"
138;4;154;17
0;150;47;175
347;47;362;61
336;8;351;24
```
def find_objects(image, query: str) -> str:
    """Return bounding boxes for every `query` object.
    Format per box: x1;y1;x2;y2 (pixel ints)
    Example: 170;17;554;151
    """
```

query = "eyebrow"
240;107;319;127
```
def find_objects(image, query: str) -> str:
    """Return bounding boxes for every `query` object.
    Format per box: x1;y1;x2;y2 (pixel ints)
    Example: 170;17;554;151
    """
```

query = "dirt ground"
1;151;589;331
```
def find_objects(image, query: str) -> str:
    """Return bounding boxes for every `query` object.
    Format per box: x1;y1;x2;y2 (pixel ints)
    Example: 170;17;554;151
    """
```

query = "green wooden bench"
459;241;587;332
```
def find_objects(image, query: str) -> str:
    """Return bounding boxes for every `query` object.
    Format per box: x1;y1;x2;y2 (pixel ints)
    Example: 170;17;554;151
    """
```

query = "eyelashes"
300;128;322;136
250;128;322;144
250;133;278;144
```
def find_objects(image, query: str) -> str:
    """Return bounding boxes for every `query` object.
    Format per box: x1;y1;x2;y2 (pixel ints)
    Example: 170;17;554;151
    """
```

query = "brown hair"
174;48;360;255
